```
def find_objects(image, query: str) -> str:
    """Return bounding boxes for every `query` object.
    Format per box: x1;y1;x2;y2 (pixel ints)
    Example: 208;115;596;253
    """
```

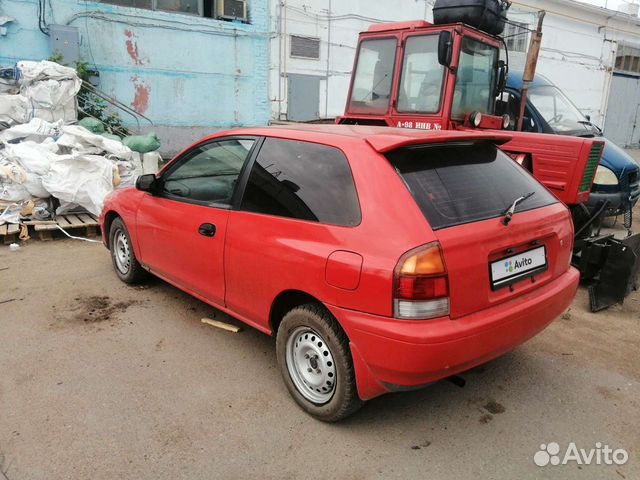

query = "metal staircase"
77;80;154;138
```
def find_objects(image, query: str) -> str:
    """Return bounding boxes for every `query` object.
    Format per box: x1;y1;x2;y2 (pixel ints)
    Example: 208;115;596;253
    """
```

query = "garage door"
604;72;640;147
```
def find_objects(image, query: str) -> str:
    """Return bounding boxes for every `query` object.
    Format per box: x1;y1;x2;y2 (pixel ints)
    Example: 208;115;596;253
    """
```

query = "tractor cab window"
452;37;498;119
348;38;397;114
397;35;445;113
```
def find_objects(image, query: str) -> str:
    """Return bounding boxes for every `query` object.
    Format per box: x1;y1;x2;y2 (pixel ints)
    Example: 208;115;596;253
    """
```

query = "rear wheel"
109;217;148;284
276;303;362;422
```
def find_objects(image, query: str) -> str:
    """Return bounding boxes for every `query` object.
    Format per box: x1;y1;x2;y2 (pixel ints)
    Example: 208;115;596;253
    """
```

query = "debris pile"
0;60;160;232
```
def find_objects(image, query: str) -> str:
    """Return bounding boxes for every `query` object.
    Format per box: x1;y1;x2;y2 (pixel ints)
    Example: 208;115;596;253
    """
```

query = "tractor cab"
340;21;507;131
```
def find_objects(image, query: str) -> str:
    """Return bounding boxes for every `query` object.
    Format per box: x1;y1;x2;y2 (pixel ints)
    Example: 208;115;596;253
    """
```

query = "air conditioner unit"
217;0;247;21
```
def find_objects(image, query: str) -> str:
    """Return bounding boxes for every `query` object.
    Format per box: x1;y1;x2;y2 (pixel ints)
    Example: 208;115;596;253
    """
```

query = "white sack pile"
18;60;81;123
1;61;80;128
0;60;158;228
0;118;138;217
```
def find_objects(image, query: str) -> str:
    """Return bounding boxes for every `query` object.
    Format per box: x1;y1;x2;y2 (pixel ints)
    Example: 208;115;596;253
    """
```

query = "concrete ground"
0;232;638;479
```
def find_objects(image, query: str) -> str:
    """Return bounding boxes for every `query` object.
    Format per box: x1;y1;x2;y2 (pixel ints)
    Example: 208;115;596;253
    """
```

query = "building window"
615;43;640;75
99;0;248;21
504;21;529;53
290;36;321;60
156;0;201;15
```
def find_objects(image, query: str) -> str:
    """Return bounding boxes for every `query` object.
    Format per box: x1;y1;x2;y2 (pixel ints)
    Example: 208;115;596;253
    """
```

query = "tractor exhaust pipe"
517;11;545;131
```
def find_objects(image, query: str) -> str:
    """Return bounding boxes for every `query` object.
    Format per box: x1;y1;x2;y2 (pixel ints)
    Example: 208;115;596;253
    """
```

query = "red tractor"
337;10;640;310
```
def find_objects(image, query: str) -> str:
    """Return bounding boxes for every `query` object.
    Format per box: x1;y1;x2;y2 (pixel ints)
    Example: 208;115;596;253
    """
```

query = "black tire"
109;217;148;284
276;303;362;422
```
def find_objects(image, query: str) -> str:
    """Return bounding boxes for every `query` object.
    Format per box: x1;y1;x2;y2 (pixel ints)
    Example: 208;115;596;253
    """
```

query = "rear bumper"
328;267;579;400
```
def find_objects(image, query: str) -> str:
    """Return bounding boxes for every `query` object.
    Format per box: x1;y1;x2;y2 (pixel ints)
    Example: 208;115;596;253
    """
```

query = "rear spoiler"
365;132;512;153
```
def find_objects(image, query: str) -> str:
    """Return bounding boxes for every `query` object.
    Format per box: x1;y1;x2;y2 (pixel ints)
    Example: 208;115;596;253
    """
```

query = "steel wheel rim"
285;326;336;404
114;230;131;274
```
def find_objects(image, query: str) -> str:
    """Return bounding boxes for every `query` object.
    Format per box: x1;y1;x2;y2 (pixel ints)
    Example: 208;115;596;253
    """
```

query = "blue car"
498;72;640;227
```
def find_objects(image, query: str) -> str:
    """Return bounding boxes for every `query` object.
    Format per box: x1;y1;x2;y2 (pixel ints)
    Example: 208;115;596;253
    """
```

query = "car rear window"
387;142;558;229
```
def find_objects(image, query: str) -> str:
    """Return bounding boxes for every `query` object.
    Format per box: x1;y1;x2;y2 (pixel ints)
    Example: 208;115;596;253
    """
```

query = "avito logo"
504;257;532;273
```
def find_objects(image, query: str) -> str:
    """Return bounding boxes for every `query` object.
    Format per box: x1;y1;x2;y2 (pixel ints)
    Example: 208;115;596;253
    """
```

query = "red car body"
101;125;579;402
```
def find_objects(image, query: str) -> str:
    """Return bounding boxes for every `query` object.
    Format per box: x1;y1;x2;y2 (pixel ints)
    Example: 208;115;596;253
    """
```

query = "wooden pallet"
0;223;20;245
33;213;100;241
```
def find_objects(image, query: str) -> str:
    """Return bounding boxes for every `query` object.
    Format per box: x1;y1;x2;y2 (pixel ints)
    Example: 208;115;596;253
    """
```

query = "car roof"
506;71;555;90
209;124;512;153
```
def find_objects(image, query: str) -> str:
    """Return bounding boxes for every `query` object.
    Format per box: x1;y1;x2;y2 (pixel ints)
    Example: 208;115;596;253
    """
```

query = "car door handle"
198;223;216;237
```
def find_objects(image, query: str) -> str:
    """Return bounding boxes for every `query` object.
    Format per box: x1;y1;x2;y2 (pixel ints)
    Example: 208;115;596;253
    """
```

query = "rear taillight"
393;242;449;320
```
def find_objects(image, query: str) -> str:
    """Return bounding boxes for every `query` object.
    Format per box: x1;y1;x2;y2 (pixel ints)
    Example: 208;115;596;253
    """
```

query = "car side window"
162;138;255;205
240;138;361;226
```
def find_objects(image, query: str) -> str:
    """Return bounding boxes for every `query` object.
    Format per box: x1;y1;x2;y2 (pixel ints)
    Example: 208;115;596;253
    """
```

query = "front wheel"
109;217;148;284
276;303;362;422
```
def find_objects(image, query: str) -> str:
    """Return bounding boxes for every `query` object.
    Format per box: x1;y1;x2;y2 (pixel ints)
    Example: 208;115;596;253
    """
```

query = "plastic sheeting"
0;94;29;126
0;158;31;202
0;118;63;143
17;61;79;84
4;139;60;175
42;154;117;216
17;61;80;123
57;125;133;160
0;202;22;225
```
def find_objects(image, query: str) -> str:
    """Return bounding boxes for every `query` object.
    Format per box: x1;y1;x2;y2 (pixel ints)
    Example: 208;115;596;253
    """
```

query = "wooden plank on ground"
201;318;242;333
7;224;19;235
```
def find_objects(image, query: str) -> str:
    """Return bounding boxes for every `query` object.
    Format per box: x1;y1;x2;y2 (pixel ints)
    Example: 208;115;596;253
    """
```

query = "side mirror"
438;31;453;68
136;173;158;194
522;116;536;132
585;114;591;121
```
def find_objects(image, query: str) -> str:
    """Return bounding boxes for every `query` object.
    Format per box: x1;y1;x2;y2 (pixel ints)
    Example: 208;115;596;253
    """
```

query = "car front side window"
161;138;255;205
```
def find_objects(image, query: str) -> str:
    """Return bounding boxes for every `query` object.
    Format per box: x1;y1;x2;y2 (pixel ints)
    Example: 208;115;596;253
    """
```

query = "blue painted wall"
0;0;270;153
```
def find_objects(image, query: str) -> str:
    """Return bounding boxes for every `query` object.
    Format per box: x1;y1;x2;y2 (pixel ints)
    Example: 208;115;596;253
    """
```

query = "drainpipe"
283;0;288;120
277;0;283;120
599;37;617;129
324;0;331;119
517;10;545;131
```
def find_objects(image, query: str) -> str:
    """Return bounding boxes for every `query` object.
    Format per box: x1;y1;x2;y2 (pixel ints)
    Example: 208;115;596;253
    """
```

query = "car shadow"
139;276;547;429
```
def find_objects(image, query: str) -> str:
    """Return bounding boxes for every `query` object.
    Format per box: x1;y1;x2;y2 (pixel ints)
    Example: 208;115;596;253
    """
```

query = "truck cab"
497;72;640;225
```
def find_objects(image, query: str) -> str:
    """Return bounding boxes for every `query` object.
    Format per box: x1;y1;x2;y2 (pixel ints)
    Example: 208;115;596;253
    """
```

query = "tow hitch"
572;202;640;312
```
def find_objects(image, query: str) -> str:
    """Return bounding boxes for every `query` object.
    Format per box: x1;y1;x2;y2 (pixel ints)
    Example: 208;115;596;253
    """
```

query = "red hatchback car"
100;125;579;421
